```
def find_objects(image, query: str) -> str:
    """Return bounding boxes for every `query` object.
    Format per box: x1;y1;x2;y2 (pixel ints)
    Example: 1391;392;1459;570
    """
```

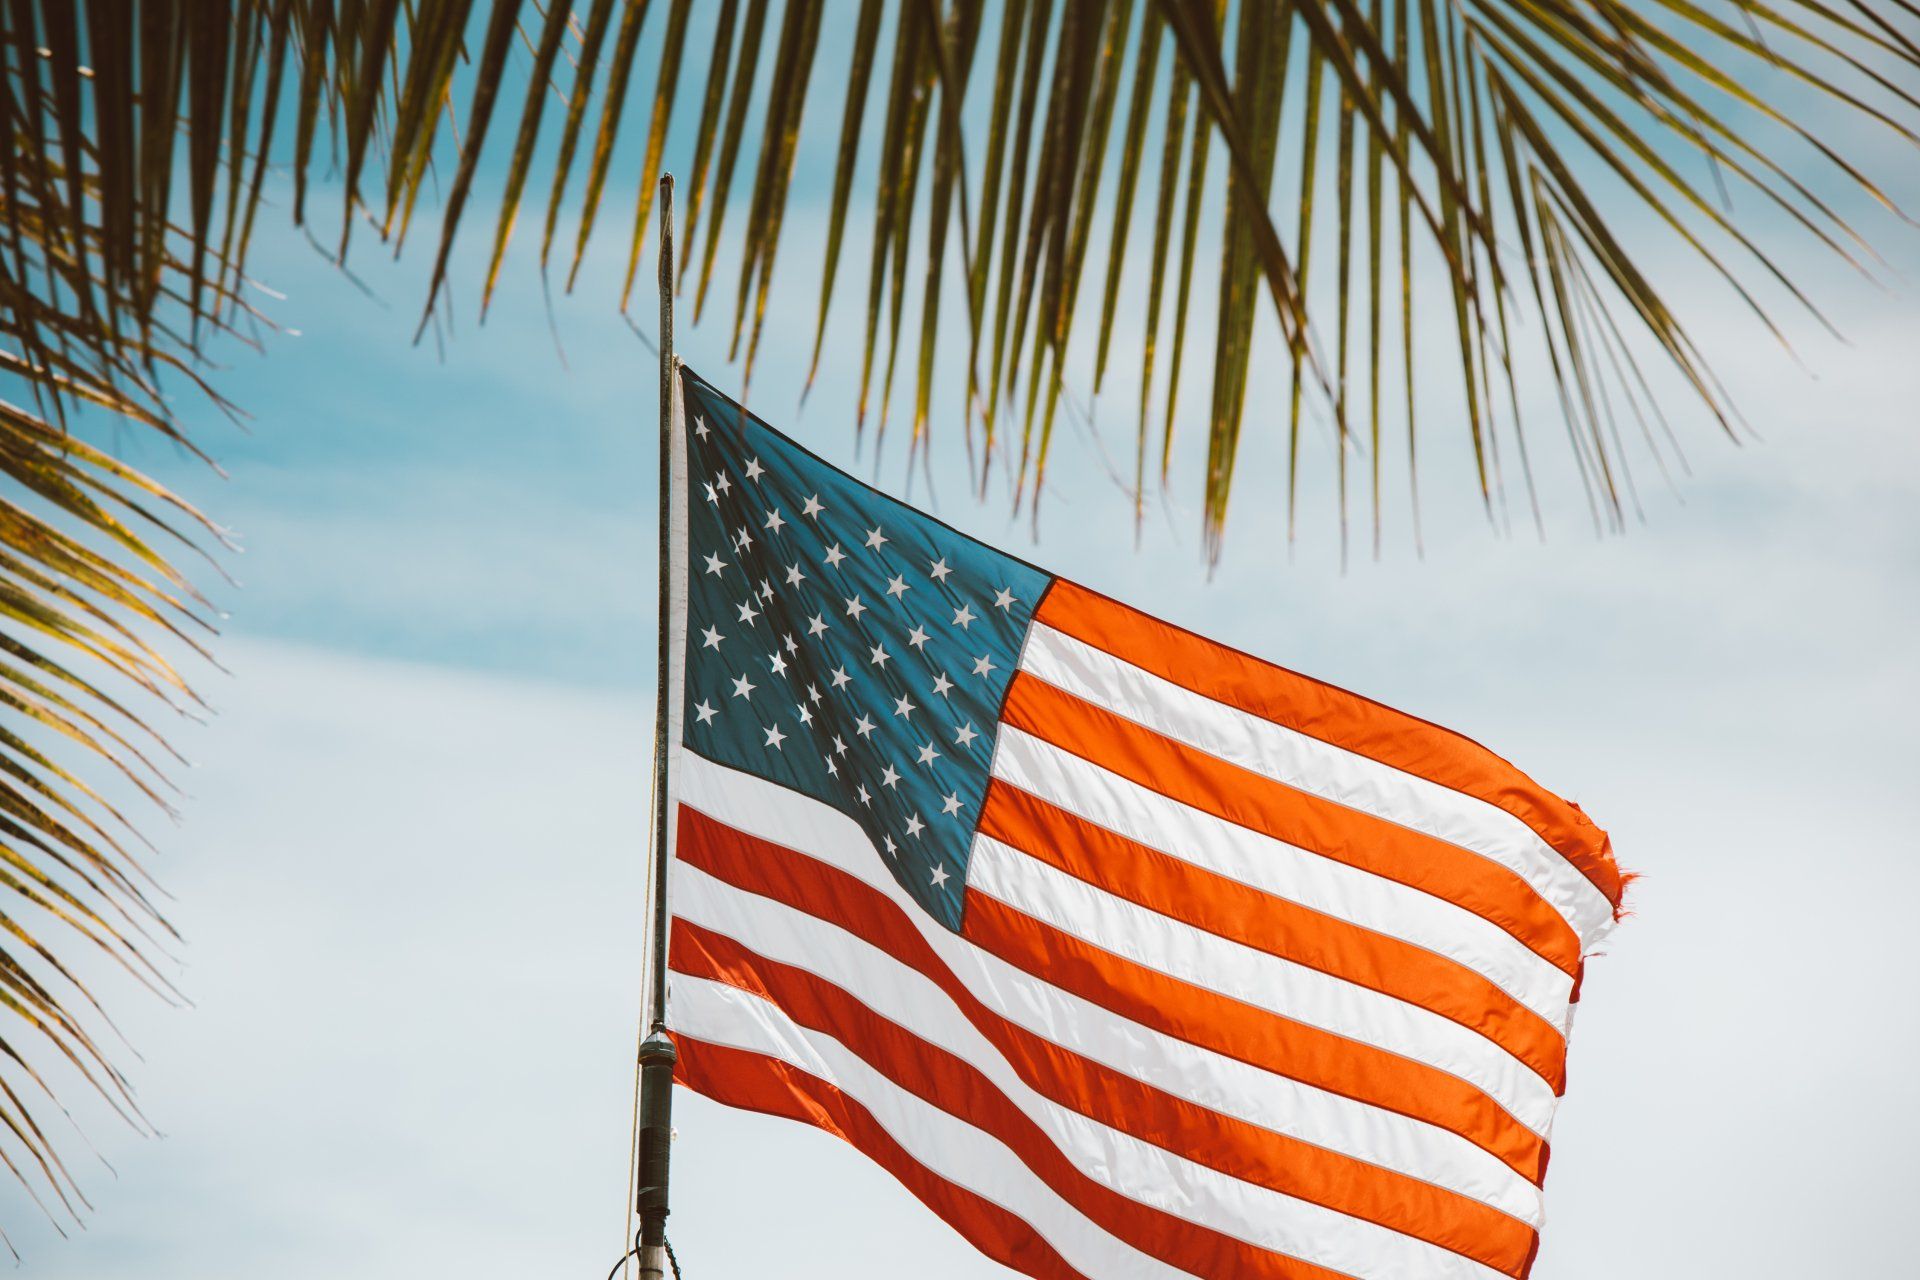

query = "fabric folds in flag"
662;363;1626;1280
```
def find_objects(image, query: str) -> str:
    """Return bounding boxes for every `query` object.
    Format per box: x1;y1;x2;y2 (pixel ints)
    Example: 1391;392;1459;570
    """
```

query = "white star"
782;633;798;654
763;723;786;750
929;557;953;583
869;643;890;668
954;722;978;748
993;587;1017;610
930;864;950;889
931;672;954;697
907;625;930;650
864;526;888;550
857;784;872;807
951;603;975;629
715;472;732;495
758;579;775;601
893;695;916;720
797;704;813;726
885;574;910;599
807;613;829;637
940;791;962;815
808;686;823;705
785;563;806;587
845;595;867;621
694;415;710;439
854;714;876;738
763;508;787;535
802;494;824;519
830;666;852;690
916;742;940;767
703;482;718;504
736;600;760;625
831;735;847;756
694;700;718;725
972;654;996;677
769;651;788;676
703;551;727;576
700;626;724;651
880;764;901;789
744;457;765;481
824;543;847;568
734;525;754;551
825;755;838;776
883;835;898;858
904;813;925;838
731;674;756;700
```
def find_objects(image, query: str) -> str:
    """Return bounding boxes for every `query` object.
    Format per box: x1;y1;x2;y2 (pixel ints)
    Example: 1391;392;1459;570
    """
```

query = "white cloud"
19;640;652;1274
13;512;1916;1276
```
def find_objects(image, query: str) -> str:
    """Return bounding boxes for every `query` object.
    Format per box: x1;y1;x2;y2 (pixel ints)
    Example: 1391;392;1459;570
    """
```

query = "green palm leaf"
1;0;1916;1239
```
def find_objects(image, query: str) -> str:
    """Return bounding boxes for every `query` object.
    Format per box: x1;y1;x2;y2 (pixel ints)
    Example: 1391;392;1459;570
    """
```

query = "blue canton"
679;367;1053;929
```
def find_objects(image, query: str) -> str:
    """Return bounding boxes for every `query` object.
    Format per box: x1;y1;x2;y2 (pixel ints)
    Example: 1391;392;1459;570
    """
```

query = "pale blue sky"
11;7;1920;1276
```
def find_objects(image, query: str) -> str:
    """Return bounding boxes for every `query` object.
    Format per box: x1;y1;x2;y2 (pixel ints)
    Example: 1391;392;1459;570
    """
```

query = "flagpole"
635;170;679;1280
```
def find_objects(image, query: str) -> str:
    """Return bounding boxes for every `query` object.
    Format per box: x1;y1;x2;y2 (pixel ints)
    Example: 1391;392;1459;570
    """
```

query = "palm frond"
0;17;245;1235
2;0;1918;1237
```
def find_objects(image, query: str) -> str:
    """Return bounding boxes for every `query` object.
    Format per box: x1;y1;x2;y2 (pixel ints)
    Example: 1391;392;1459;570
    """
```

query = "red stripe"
960;889;1549;1187
979;780;1569;1093
676;803;1549;1190
1000;672;1583;978
673;1037;1093;1280
676;920;1536;1277
676;928;1476;1280
1035;579;1622;913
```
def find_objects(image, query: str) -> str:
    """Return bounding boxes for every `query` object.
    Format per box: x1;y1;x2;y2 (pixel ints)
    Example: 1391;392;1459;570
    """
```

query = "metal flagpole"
635;171;679;1280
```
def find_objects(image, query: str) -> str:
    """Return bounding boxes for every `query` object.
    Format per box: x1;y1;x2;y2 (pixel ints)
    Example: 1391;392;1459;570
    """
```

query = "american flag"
662;364;1626;1280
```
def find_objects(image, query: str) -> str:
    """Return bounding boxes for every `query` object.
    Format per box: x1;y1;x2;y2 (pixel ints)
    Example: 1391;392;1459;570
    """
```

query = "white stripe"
968;835;1557;1136
673;972;1512;1280
1019;623;1616;948
672;975;1190;1280
991;725;1574;1031
653;361;692;1023
675;752;1545;1223
674;859;1542;1230
674;869;1523;1272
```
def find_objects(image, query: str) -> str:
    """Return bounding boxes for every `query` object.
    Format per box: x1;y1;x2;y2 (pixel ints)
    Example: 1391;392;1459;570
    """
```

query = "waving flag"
661;363;1626;1280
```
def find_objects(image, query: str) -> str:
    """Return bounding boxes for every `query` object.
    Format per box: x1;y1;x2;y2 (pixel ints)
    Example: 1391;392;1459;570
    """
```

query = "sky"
9;8;1920;1277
